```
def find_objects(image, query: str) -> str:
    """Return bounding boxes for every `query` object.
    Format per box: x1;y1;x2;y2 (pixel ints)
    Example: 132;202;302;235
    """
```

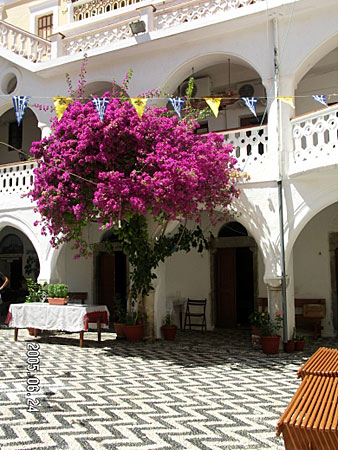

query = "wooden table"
6;303;109;347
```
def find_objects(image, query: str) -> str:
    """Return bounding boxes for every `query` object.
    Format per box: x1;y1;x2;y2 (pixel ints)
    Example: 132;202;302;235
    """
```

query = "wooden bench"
257;297;325;339
276;374;338;449
297;347;338;379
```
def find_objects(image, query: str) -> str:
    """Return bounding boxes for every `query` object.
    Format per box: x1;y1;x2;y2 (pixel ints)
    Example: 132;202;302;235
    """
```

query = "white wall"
166;247;210;327
293;202;338;336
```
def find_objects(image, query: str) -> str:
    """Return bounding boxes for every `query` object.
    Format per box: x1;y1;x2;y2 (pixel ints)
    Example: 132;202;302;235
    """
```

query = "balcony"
290;103;338;175
0;105;336;196
0;0;268;63
0;20;51;63
0;161;38;196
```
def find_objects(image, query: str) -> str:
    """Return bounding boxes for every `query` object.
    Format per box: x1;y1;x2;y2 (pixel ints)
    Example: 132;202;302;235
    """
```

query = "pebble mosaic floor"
0;325;337;450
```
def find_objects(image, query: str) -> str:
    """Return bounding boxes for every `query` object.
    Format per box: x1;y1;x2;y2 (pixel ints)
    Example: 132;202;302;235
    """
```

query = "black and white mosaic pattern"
0;326;337;449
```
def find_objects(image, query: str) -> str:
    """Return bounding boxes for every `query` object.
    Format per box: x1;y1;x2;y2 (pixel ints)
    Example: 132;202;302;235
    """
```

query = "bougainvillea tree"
29;70;245;311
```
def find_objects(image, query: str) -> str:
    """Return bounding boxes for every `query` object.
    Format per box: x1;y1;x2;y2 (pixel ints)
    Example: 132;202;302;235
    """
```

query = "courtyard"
0;326;337;449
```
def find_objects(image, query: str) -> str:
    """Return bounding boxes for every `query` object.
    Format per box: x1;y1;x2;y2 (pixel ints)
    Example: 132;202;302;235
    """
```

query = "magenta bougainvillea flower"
29;95;241;254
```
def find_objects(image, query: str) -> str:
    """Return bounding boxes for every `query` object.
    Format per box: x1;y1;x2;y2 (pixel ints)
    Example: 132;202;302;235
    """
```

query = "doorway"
213;222;256;328
96;235;127;319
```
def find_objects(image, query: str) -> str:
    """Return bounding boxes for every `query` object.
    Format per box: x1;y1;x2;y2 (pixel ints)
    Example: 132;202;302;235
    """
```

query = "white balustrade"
0;162;38;195
62;0;265;54
63;22;133;55
154;0;265;30
70;0;144;21
290;104;338;173
221;125;268;171
0;20;51;63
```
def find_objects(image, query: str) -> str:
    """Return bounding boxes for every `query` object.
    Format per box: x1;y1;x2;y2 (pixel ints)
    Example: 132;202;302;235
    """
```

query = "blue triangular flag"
168;97;185;118
242;97;258;118
312;95;328;107
92;97;110;122
12;96;30;126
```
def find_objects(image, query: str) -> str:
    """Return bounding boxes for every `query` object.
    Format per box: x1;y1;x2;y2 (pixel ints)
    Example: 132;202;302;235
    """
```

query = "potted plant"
260;311;283;354
284;327;296;353
46;283;69;305
161;313;177;341
248;311;263;336
124;311;146;343
25;278;44;335
294;335;305;351
113;294;127;339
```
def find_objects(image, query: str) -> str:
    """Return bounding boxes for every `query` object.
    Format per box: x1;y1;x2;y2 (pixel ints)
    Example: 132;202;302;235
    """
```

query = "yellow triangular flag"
131;98;148;119
204;97;222;118
277;96;295;108
53;97;71;121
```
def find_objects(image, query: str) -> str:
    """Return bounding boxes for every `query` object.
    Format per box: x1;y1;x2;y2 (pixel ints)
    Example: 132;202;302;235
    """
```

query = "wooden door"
97;252;115;316
215;248;236;327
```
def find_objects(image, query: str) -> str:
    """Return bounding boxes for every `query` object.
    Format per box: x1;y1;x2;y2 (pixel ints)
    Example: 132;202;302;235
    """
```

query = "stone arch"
0;106;41;163
83;80;126;98
284;181;338;267
294;34;338;89
0;215;43;258
164;52;265;98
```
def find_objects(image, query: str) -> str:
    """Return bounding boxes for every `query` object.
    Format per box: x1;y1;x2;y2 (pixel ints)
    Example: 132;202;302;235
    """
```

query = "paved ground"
0;325;337;450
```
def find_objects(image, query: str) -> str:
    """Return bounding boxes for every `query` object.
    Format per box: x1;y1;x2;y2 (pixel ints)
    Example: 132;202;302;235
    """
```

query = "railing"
71;0;143;21
63;20;134;54
154;0;265;31
64;0;265;54
0;161;37;195
0;21;51;63
290;103;338;173
221;125;268;170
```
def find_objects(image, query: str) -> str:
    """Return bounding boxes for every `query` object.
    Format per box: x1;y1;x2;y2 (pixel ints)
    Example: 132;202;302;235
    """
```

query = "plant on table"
46;283;69;305
25;278;45;303
47;283;69;298
28;59;247;334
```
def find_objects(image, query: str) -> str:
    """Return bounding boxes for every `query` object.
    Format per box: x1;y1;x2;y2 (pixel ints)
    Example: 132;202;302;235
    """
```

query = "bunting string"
3;92;338;123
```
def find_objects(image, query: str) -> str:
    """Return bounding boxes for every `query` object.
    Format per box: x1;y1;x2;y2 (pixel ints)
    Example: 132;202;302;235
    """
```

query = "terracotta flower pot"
261;335;280;354
284;340;295;353
114;322;126;339
161;325;177;341
47;297;69;305
295;340;305;351
124;324;144;343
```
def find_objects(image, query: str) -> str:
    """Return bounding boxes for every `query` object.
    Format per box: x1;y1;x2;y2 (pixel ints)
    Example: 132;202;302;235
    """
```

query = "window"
8;121;22;150
37;14;53;40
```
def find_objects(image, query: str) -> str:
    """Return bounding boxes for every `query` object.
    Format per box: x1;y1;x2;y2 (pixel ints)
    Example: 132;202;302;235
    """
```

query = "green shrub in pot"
47;283;68;298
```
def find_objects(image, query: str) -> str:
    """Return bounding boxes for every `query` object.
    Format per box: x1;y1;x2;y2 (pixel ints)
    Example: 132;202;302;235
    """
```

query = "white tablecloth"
7;303;109;332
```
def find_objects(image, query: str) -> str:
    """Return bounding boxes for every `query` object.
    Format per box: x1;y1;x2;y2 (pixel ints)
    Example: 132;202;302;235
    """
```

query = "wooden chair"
184;299;207;331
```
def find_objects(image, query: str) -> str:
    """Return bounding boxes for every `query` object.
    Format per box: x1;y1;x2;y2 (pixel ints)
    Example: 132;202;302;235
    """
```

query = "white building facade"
0;0;337;339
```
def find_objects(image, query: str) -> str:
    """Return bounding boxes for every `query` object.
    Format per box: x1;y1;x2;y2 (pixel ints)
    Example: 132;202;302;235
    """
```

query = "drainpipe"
273;17;288;342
